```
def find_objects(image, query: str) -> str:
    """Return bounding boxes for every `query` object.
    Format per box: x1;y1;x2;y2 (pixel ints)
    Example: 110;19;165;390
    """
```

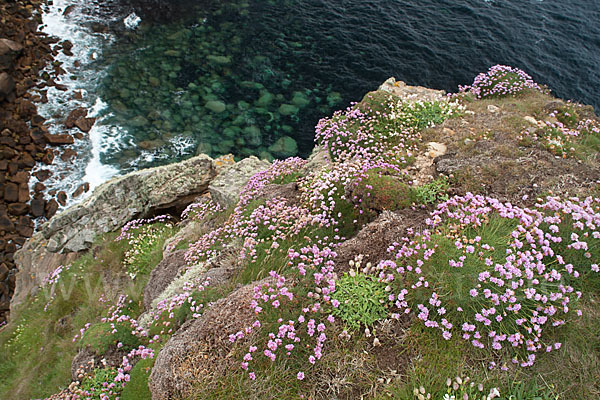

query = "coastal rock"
44;133;74;145
208;156;270;208
0;72;15;101
378;77;445;102
143;249;187;310
149;278;273;399
0;38;23;70
12;154;217;309
74;117;96;133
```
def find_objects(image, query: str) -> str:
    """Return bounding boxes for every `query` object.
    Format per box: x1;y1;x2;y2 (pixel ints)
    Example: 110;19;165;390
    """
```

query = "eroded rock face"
12;154;217;310
208;156;270;208
143;250;188;310
149;278;273;399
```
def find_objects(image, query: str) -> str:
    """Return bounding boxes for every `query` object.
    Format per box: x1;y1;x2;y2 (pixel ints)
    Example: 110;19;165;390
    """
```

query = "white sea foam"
32;0;122;211
124;12;142;29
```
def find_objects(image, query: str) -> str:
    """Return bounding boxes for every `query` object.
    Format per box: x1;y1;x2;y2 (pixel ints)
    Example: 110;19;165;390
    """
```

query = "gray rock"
143;250;188;310
209;156;270;208
12;154;217;309
378;77;446;102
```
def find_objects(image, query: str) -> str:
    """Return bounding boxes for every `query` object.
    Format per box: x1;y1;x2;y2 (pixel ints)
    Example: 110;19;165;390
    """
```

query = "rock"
0;72;15;101
18;183;29;203
524;116;538;125
0;215;14;232
278;103;299;116
74;117;95;133
4;182;18;202
30;197;45;217
208;156;270;208
44;133;74;145
207;55;231;65
56;191;67;206
130;115;148;127
64;107;88;129
143;250;187;310
7;203;28;216
378;77;445;102
45;199;59;219
427;142;447;159
60;148;77;162
72;182;89;198
487;105;500;113
0;39;23;70
33;169;52;181
0;263;8;281
21;154;217;255
205;100;226;113
268;136;298;157
11;170;29;184
149;279;273;399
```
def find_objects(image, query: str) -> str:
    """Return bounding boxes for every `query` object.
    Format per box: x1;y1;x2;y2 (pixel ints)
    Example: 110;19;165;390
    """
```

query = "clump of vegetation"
458;65;545;99
519;102;600;159
116;216;174;278
414;176;450;205
331;258;389;330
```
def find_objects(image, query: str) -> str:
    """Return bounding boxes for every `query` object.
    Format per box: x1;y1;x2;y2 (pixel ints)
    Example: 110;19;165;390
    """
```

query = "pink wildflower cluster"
314;99;420;164
149;277;212;335
185;159;322;265
520;118;600;157
458;65;543;98
379;193;600;367
238;157;307;208
235;241;339;380
180;197;222;221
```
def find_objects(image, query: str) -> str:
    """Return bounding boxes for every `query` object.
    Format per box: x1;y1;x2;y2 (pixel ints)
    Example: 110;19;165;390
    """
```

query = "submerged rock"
205;100;226;113
268;135;297;157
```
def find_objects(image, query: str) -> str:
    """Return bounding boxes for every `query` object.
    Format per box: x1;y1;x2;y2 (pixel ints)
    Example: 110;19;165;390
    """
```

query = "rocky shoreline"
0;0;90;324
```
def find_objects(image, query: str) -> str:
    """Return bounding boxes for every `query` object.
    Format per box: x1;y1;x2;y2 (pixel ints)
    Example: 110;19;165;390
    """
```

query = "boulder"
0;39;23;70
0;72;15;101
149;278;273;399
44;133;74;145
143;250;188;310
268;136;298;157
3;182;18;202
208;156;270;208
378;77;446;102
74;117;96;133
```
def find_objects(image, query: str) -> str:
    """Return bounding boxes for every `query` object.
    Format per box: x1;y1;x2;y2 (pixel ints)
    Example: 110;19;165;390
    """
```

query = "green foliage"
80;367;123;399
354;170;415;212
121;358;154;400
394;99;463;131
331;268;389;330
123;222;174;278
81;322;141;355
413;176;450;205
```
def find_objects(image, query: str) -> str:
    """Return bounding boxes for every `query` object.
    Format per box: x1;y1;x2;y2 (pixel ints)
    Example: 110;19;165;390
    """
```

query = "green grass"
121;358;154;400
0;223;169;399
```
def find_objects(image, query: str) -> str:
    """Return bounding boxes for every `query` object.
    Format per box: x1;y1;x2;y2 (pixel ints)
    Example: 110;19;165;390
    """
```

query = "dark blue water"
92;0;600;170
248;0;599;106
